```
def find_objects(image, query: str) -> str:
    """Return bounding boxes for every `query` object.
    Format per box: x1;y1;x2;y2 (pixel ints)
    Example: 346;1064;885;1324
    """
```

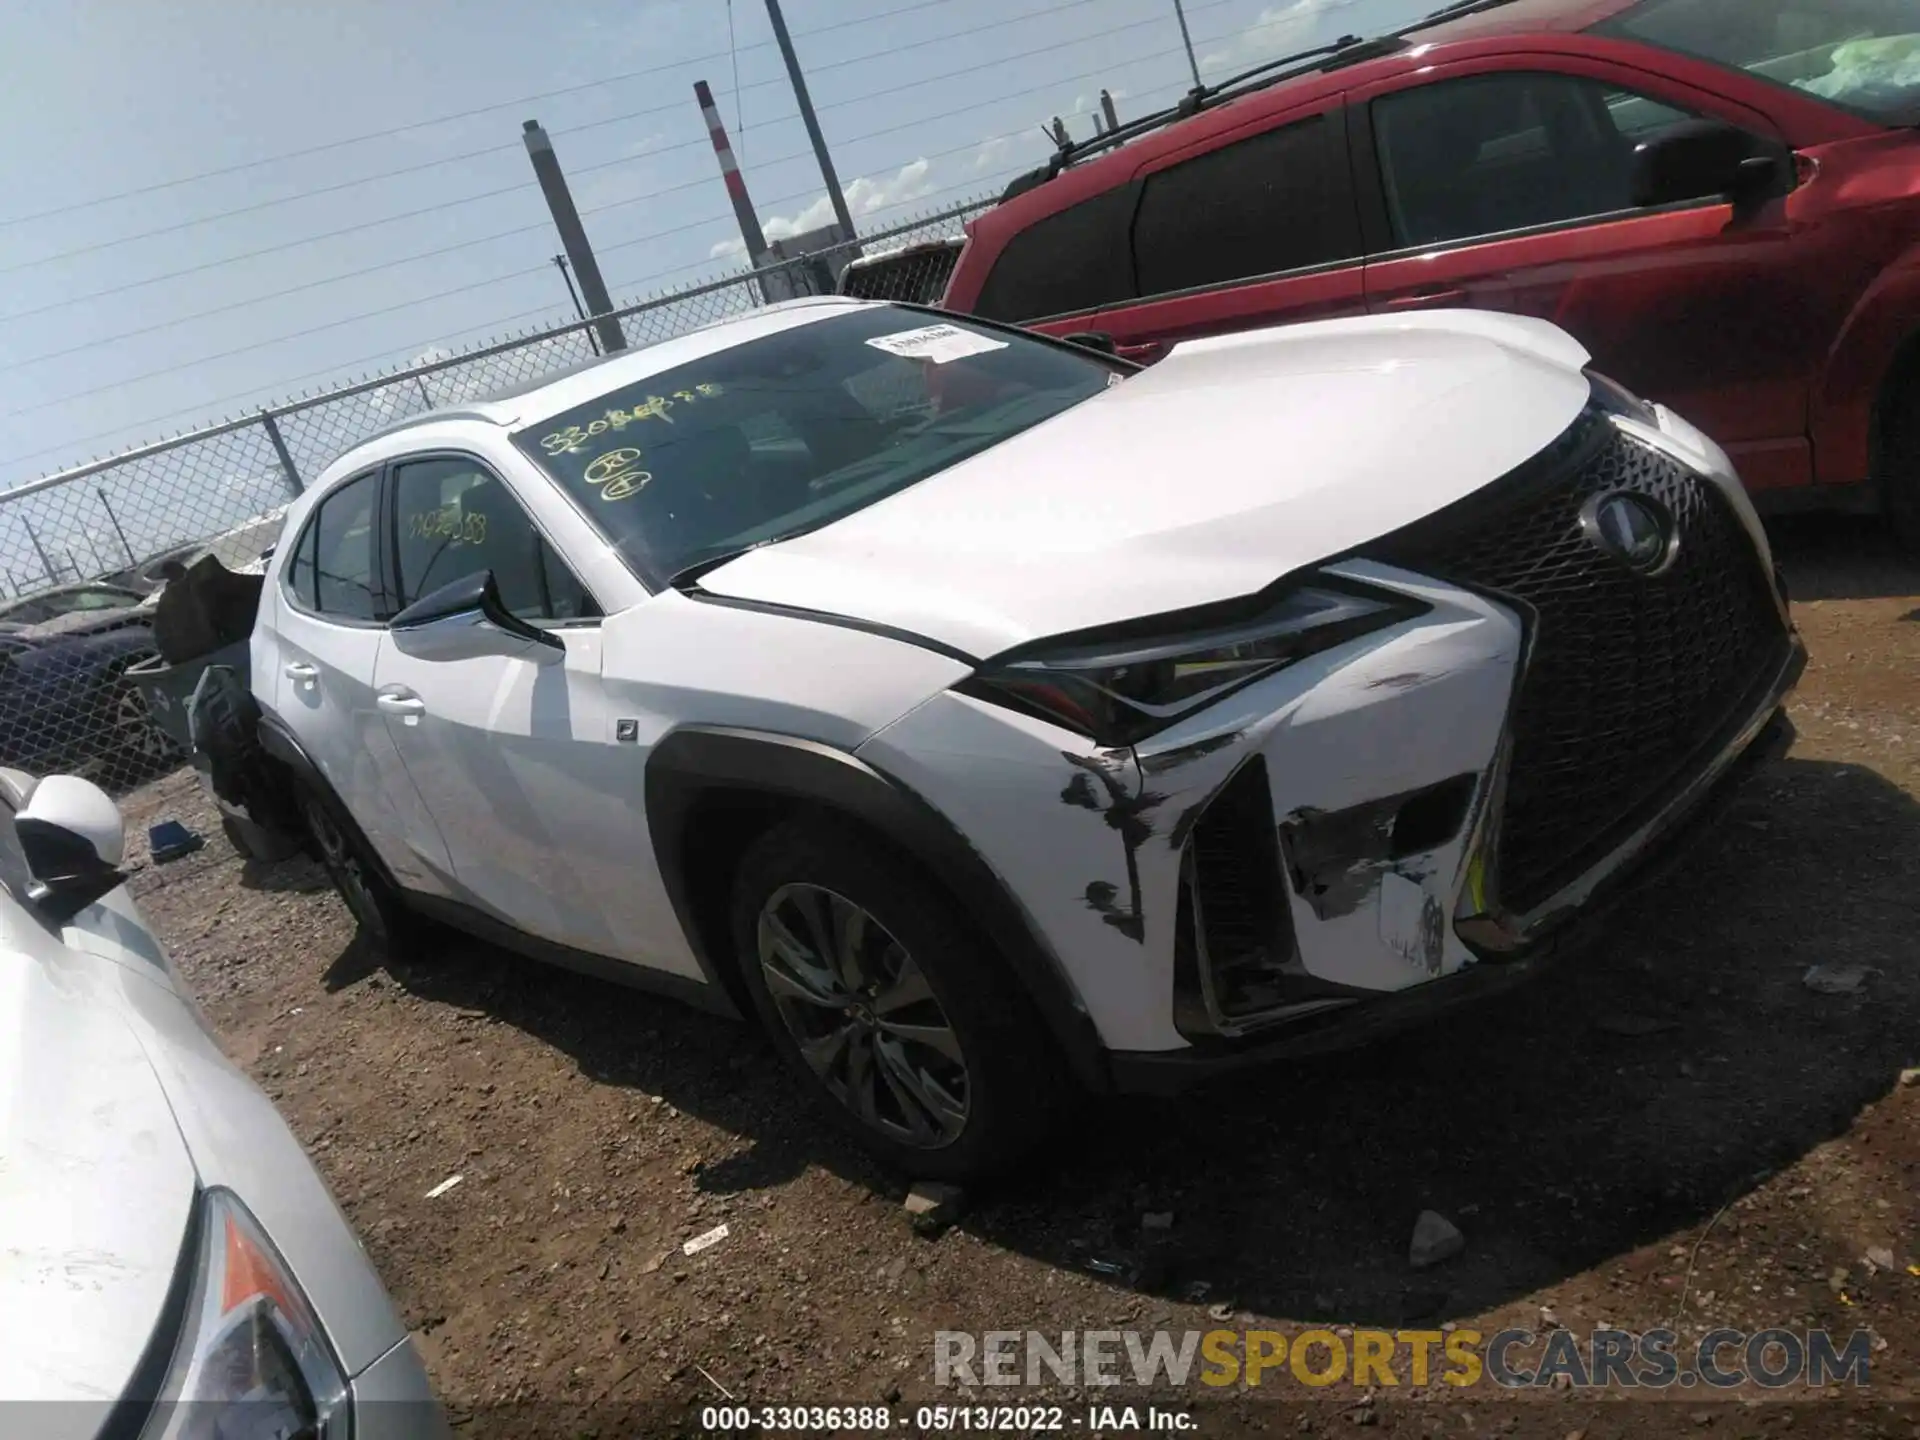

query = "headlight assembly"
145;1188;349;1440
962;581;1424;746
1587;368;1659;425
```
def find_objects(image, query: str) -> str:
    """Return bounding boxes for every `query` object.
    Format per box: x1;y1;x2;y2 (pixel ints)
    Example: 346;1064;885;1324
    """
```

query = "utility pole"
1171;0;1203;89
522;119;626;354
763;0;857;249
552;254;599;355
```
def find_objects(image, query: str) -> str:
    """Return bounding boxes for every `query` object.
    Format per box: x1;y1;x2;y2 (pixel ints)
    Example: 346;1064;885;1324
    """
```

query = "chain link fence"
0;195;990;793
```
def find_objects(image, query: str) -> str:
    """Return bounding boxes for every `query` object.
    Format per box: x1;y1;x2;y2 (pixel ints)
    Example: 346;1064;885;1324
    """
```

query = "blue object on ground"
148;819;205;864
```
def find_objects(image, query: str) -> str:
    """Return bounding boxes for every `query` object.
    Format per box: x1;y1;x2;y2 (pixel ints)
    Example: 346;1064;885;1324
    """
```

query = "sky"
0;0;1440;511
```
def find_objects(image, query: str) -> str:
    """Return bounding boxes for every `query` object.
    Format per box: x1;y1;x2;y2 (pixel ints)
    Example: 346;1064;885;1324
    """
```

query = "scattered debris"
1086;1258;1125;1277
425;1174;463;1199
1142;1211;1175;1232
148;819;205;864
610;1215;627;1234
682;1223;730;1256
903;1181;966;1236
1900;1067;1920;1087
1207;1303;1235;1322
692;1362;734;1399
1409;1210;1465;1270
1538;1305;1560;1330
1865;1246;1897;1272
1595;1012;1677;1038
1802;964;1869;995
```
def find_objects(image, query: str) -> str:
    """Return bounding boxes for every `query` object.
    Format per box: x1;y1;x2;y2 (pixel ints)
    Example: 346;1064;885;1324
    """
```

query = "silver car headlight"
963;581;1425;746
145;1188;349;1440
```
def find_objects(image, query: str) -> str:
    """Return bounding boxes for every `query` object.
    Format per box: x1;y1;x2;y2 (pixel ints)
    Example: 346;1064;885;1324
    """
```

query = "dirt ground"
118;516;1919;1439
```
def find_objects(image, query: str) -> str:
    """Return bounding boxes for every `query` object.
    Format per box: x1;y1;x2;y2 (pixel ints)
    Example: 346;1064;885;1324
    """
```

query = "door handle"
1381;287;1469;309
376;690;427;719
284;662;318;683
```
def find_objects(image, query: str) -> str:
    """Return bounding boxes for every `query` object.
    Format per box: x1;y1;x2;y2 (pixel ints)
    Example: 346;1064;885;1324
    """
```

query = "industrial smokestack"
695;81;772;271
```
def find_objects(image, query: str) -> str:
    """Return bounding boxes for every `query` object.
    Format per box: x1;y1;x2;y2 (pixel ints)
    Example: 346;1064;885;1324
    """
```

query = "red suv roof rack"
997;0;1529;202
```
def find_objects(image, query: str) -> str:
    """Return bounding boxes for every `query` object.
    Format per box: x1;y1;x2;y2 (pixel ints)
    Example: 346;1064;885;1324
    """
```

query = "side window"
1373;73;1703;249
971;185;1139;322
284;515;317;607
1133;112;1360;298
306;472;379;620
391;457;600;622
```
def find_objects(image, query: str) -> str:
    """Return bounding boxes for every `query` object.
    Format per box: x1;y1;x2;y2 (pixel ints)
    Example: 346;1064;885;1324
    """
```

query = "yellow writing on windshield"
538;382;724;455
582;447;652;501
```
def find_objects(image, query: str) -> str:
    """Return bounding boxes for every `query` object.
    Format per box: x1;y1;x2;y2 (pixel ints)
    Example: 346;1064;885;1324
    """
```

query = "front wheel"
729;818;1069;1181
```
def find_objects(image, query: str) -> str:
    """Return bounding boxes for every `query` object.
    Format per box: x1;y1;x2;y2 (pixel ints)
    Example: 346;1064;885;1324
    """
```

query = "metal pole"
1101;89;1120;130
96;488;137;567
552;254;599;356
763;0;858;251
259;411;304;496
1171;0;1203;88
523;120;626;354
21;517;57;583
77;531;105;574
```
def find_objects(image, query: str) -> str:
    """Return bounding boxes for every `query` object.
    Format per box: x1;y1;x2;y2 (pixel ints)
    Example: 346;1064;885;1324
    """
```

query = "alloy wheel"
302;795;388;943
755;883;970;1149
112;679;175;763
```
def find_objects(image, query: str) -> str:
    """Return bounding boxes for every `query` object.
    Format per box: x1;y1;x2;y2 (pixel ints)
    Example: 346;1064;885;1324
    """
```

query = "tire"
297;784;415;954
97;661;184;792
1885;368;1920;553
728;817;1070;1181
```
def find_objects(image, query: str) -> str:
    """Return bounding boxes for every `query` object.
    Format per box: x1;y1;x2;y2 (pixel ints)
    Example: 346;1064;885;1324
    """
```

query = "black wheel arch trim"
645;724;1113;1092
254;710;410;895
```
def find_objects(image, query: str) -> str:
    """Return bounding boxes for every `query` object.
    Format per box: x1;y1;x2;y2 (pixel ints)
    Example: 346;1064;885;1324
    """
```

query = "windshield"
512;306;1120;588
1593;0;1920;124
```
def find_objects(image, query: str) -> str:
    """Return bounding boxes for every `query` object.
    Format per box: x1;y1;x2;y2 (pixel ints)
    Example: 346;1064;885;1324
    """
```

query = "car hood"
0;938;197;1415
18;608;149;643
697;311;1595;658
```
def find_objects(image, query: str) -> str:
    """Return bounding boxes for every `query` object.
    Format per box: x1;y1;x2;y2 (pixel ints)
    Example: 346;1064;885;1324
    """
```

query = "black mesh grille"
1369;411;1788;912
1192;758;1285;974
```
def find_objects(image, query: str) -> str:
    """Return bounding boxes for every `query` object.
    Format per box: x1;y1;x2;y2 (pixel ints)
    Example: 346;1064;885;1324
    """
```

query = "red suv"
942;0;1920;541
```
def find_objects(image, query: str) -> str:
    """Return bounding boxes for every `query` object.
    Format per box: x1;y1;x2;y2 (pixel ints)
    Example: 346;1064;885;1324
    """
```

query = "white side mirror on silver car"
17;775;128;921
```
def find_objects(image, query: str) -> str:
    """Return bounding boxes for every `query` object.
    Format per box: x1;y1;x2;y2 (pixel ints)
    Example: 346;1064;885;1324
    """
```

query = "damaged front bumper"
1110;694;1798;1095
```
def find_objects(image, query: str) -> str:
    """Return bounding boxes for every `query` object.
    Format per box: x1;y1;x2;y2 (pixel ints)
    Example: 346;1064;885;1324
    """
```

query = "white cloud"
1199;0;1365;74
709;236;748;260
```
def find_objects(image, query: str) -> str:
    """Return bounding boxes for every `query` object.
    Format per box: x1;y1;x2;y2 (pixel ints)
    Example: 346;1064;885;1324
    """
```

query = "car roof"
349;295;871;453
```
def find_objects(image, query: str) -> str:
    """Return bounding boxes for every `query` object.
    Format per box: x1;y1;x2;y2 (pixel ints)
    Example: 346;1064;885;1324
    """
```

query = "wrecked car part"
1281;776;1476;922
962;579;1425;747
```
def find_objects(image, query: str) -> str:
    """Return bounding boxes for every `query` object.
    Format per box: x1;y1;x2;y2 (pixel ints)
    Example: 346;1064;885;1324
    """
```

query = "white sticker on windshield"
865;323;1009;365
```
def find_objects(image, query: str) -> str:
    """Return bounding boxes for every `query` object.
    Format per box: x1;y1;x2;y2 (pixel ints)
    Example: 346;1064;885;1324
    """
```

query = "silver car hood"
0;918;196;1412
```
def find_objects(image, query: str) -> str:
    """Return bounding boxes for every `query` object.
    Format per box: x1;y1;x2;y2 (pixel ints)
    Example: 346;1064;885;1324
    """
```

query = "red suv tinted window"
971;185;1139;323
1133;111;1360;296
1373;73;1696;247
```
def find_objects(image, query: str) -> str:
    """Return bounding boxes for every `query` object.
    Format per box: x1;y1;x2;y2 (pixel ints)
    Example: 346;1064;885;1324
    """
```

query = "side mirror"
1061;330;1118;356
17;775;128;921
389;570;564;662
1631;120;1784;210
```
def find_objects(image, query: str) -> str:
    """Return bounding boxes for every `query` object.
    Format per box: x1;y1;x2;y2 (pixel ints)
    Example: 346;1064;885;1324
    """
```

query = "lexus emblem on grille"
1580;492;1674;575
